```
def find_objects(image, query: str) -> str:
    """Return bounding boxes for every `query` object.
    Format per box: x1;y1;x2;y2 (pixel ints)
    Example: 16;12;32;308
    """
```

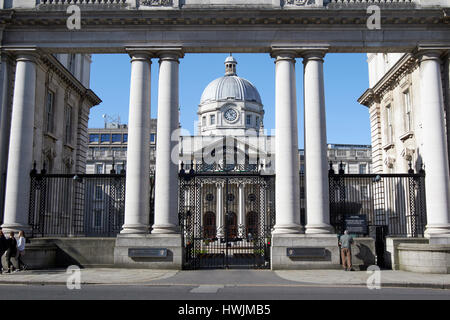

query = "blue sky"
89;53;371;148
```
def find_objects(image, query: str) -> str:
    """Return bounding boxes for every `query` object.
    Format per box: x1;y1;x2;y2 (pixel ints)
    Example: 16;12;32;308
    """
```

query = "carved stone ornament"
285;0;315;6
141;0;172;6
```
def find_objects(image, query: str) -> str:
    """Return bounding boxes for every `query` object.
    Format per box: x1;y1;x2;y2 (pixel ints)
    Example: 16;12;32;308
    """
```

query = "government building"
0;0;448;273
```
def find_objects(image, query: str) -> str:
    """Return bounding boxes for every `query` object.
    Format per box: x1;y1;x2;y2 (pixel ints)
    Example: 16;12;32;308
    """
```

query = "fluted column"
152;51;183;234
1;52;37;233
418;50;450;237
303;50;333;234
272;51;302;234
238;183;246;238
216;182;224;238
121;51;152;234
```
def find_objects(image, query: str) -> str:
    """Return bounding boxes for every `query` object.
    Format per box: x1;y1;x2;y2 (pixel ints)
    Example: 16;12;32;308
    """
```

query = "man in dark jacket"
5;231;17;273
0;229;7;273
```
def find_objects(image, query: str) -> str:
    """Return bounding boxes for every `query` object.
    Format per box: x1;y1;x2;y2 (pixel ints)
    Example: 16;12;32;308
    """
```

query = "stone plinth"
271;234;341;270
397;243;450;274
385;237;429;270
114;234;183;269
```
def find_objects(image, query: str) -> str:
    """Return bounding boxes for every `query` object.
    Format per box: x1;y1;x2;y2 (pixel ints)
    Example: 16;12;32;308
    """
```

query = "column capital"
300;49;328;63
3;47;39;63
414;47;449;64
270;49;297;63
125;48;154;61
157;48;184;62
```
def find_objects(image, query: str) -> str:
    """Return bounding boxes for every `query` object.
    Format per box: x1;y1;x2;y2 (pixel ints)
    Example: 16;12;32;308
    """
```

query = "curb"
0;280;449;290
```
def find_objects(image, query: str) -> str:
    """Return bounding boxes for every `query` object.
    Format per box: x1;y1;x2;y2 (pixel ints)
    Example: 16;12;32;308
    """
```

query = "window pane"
112;134;122;143
89;134;99;143
101;134;110;143
123;134;128;143
150;133;156;143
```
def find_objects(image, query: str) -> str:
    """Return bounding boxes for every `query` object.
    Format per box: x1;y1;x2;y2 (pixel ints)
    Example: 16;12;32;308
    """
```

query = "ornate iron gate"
179;172;275;270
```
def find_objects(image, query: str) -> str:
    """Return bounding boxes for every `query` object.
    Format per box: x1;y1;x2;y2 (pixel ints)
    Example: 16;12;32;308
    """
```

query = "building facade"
86;119;157;174
359;52;450;174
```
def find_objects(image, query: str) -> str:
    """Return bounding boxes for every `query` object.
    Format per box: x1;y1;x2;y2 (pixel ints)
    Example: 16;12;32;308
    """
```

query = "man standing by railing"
339;230;354;271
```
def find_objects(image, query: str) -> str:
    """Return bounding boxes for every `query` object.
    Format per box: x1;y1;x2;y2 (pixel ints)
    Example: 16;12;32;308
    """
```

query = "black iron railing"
327;167;427;237
28;172;155;237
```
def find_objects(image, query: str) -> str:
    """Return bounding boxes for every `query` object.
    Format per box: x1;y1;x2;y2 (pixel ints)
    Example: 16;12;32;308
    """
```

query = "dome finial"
224;54;237;76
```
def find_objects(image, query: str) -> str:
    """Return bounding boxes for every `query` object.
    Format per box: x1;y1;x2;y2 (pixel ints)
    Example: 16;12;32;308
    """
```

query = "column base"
305;223;334;234
271;234;341;270
424;224;450;239
272;224;304;235
114;233;183;269
120;224;150;235
151;224;179;234
1;223;31;234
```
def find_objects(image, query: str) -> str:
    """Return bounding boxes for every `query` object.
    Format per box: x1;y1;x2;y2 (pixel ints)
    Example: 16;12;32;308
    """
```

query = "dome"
200;76;262;105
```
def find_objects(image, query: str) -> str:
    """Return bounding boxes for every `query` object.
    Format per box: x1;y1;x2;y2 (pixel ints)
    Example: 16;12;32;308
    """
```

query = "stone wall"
398;243;450;274
30;238;116;268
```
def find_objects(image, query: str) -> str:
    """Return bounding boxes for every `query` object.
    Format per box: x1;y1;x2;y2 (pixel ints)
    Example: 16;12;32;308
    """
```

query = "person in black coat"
0;229;7;273
5;231;17;273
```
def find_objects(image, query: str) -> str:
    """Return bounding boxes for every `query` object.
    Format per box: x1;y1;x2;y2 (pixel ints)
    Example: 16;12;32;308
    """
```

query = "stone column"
121;51;152;234
303;50;333;234
418;50;450;237
271;51;302;234
238;183;246;238
1;52;37;233
0;54;12;220
152;51;183;234
216;182;224;238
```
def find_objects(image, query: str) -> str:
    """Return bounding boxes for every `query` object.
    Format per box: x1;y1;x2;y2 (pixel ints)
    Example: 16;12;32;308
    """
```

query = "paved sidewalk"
0;268;449;289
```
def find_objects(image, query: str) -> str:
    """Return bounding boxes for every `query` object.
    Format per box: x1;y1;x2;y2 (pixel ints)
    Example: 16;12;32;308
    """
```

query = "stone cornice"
358;53;418;107
0;7;447;28
40;54;102;107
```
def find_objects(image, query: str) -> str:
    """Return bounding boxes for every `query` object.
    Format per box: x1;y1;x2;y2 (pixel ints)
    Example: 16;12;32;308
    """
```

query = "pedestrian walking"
5;231;17;273
339;230;354;271
17;231;27;271
0;229;7;274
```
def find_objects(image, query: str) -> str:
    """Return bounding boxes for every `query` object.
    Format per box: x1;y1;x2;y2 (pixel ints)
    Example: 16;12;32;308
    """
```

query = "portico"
0;1;449;270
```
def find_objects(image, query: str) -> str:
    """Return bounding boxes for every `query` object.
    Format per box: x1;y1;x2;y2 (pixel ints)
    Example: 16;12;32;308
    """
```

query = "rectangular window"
361;186;369;200
112;134;122;143
94;185;103;200
100;134;110;143
246;115;251;125
403;90;412;132
210;114;215;125
95;164;103;174
150;133;156;143
123;134;128;143
45;91;55;133
68;54;76;75
93;209;102;228
64;105;72;144
359;164;367;174
89;134;99;143
202;116;206;127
